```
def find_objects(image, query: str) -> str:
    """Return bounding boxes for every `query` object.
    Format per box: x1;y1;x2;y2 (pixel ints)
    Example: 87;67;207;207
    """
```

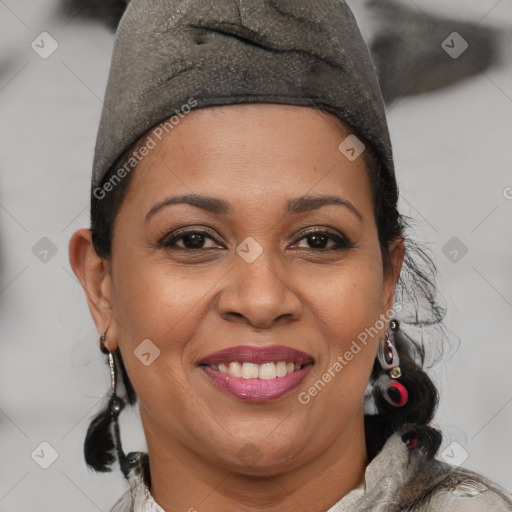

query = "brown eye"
305;233;331;249
160;229;223;250
176;232;209;249
291;229;353;251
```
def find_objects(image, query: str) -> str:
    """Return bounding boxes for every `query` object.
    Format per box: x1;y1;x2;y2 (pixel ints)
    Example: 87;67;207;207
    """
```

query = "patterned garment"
110;425;512;512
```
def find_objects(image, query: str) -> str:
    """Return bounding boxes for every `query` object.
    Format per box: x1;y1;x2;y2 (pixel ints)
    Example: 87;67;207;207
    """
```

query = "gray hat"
92;0;395;195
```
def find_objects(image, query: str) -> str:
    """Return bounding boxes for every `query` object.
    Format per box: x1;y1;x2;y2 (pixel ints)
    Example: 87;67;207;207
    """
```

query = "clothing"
110;425;512;511
92;0;395;200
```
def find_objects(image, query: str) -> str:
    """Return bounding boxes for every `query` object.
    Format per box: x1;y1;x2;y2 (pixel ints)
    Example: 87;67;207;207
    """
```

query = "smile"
210;361;301;379
199;345;314;402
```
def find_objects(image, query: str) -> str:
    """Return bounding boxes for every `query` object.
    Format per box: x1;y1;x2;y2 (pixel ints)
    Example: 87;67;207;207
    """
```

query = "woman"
69;0;512;510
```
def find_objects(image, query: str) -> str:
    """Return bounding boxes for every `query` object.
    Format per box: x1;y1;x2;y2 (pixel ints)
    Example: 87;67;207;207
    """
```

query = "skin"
70;104;404;512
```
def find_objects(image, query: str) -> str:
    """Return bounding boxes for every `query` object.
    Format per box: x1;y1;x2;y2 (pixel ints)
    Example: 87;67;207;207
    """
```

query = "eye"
290;228;353;251
159;228;224;250
158;226;352;252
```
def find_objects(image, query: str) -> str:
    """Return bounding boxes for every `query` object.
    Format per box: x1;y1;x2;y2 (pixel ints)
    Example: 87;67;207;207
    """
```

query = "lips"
199;345;314;366
198;345;314;402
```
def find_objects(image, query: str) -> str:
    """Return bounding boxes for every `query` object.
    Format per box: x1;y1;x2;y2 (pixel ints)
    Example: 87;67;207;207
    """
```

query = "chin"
205;433;312;477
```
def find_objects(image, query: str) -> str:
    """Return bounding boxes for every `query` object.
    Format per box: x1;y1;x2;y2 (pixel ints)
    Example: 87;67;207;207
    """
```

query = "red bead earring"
375;320;408;407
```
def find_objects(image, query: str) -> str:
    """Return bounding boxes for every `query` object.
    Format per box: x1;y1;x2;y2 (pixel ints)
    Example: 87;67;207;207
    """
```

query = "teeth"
276;361;287;377
259;362;276;380
228;361;242;377
241;362;259;379
215;361;302;379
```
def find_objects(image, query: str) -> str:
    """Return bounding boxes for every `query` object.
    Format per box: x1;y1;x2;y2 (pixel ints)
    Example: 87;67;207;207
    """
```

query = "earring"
99;331;135;478
85;331;139;478
375;320;408;407
101;331;125;417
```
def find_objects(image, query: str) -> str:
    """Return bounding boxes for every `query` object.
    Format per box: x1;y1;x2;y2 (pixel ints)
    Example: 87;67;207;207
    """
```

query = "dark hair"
85;118;446;471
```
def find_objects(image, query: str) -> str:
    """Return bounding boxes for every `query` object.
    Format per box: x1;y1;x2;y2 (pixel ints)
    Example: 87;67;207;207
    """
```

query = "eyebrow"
145;193;363;222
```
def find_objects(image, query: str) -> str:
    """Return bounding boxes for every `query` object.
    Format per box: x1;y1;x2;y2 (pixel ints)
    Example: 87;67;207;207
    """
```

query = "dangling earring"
101;331;125;419
99;331;135;478
375;320;408;407
85;331;139;478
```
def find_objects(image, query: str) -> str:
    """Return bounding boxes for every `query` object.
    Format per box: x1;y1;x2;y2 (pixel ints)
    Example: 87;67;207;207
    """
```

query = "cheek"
111;248;221;342
304;252;384;340
297;252;384;405
109;249;227;401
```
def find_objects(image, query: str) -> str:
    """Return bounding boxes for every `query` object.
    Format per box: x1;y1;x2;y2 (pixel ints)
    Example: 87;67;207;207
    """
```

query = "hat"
92;0;395;195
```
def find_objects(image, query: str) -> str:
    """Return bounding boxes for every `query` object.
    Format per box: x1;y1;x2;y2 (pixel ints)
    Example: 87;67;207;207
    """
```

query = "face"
75;104;403;476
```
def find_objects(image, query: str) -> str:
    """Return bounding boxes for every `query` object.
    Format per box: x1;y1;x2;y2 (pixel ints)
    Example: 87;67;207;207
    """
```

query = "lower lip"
201;365;313;402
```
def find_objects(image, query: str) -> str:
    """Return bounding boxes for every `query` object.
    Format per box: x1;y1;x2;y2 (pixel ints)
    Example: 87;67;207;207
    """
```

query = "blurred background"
1;0;511;509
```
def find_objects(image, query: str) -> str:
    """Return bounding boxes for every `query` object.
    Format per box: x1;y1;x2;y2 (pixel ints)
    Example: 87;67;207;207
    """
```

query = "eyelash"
158;226;354;252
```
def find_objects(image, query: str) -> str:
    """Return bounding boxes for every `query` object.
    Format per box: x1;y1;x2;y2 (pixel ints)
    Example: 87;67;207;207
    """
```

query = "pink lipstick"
199;345;314;402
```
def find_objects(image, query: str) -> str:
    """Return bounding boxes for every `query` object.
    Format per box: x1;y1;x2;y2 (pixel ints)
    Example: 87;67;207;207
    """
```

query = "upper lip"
199;345;314;366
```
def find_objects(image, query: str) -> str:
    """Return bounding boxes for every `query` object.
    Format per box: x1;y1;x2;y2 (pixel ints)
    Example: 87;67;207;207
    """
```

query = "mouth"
198;345;314;402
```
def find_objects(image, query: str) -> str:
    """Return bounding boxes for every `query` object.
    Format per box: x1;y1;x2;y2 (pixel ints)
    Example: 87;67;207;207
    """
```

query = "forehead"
122;103;373;214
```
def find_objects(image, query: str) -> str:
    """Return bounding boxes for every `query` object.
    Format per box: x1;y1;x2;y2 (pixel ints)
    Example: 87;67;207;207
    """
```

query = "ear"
381;236;405;314
68;228;119;351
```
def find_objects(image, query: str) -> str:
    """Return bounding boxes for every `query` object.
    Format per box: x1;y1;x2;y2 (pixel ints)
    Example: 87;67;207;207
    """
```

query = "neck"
143;409;368;512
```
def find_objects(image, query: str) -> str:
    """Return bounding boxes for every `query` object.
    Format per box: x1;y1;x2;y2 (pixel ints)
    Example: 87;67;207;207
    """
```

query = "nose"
216;253;303;329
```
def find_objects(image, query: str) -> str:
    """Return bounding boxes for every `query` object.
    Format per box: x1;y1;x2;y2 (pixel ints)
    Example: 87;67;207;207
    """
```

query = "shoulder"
426;467;512;511
384;424;512;511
